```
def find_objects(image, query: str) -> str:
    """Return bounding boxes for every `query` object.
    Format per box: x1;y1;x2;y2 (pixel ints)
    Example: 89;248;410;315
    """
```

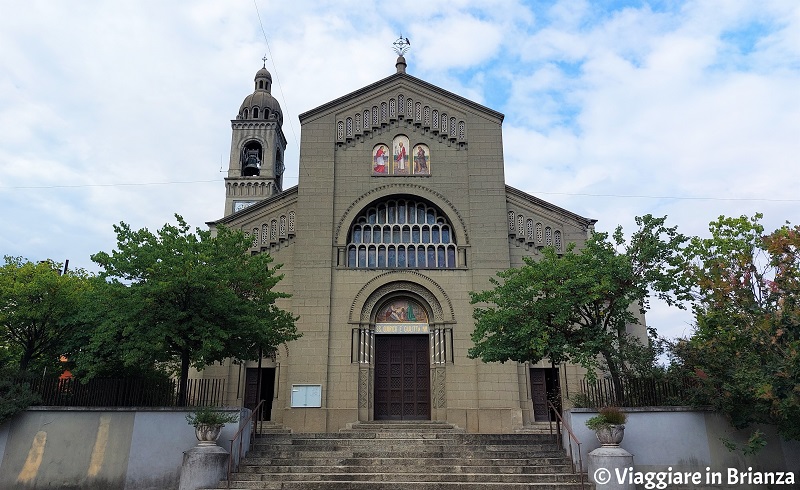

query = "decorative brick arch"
335;184;470;247
349;271;455;325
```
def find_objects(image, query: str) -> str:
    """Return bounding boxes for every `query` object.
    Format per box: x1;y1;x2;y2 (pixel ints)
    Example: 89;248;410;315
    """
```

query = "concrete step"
514;422;558;435
239;456;572;467
342;421;464;432
255;421;292;435
250;440;563;451
238;463;574;474
229;472;582;483
255;433;556;443
240;455;569;471
212;482;589;489
244;449;568;460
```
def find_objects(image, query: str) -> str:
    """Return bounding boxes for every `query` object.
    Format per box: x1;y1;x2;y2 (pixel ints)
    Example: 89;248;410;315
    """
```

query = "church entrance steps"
211;424;590;490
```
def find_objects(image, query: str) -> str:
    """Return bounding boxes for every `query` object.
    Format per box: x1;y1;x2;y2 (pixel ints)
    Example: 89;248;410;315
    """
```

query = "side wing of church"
203;56;599;433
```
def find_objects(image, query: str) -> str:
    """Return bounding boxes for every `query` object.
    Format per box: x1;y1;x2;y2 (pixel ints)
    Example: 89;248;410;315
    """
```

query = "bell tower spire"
224;60;287;216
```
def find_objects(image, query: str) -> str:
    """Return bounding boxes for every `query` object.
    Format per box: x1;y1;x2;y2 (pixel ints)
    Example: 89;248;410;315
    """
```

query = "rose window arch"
346;197;457;269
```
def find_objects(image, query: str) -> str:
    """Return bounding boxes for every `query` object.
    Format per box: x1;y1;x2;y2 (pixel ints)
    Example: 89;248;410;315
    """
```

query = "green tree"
470;215;689;400
0;370;40;425
675;214;800;442
0;256;91;372
84;215;299;405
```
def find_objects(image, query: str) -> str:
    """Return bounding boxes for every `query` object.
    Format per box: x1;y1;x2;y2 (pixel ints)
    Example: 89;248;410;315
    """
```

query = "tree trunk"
19;339;36;372
178;349;190;407
602;350;626;405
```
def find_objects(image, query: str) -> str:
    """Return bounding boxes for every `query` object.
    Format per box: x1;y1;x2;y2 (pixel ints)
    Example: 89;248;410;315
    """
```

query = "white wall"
0;407;250;490
562;407;799;487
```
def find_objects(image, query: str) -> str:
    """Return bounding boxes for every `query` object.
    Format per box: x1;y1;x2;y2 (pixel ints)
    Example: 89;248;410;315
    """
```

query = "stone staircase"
210;421;590;489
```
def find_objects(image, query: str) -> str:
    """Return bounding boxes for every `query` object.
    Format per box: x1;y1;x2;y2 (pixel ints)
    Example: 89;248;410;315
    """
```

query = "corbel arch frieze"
349;271;455;325
334;183;470;246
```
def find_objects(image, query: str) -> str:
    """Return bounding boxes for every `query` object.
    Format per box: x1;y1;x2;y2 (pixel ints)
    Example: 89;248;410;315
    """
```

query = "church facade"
201;55;600;433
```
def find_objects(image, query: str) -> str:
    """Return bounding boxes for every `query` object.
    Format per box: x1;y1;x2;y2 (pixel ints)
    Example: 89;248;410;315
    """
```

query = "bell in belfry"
242;148;261;176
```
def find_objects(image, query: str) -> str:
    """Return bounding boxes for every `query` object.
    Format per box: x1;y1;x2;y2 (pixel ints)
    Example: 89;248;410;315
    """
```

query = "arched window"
253;107;259;118
347;198;457;269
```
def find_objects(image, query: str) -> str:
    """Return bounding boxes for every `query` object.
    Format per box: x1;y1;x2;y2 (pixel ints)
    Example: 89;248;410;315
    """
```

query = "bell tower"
224;61;287;216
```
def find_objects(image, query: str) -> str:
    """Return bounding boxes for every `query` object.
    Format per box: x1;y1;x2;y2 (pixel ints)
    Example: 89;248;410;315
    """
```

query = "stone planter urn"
595;424;625;446
194;423;223;446
186;407;238;447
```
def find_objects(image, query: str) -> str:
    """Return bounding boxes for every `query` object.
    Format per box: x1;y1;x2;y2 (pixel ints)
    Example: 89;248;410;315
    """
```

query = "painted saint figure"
373;145;388;174
394;141;408;173
413;145;429;175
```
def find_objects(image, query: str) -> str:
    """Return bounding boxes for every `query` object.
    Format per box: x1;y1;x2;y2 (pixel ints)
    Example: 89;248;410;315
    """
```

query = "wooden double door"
374;335;431;420
244;367;275;421
531;367;561;422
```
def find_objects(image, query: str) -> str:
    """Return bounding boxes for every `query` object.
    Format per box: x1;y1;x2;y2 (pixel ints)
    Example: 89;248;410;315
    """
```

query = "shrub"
185;406;238;427
585;406;627;431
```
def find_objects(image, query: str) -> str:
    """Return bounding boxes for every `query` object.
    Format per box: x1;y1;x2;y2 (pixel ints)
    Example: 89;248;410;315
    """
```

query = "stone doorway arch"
351;276;454;422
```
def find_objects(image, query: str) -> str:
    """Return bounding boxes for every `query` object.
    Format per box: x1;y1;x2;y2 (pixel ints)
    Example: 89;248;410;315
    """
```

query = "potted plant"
585;406;627;446
186;407;239;446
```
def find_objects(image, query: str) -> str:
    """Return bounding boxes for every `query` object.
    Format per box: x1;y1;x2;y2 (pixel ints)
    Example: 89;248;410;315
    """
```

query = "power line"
2;180;218;190
1;180;795;202
532;191;800;203
1;176;301;190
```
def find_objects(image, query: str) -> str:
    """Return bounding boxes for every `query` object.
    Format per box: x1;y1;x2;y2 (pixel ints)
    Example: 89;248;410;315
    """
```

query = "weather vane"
392;35;411;56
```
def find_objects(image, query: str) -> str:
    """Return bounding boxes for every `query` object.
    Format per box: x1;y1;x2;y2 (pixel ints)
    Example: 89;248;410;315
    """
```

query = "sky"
2;0;799;343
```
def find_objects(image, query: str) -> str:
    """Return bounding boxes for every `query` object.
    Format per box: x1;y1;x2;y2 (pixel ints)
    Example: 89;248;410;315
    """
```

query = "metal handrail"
227;399;265;486
547;400;585;489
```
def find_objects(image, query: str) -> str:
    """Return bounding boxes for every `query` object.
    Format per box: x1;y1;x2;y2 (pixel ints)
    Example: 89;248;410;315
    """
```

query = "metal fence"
21;377;226;408
579;377;696;408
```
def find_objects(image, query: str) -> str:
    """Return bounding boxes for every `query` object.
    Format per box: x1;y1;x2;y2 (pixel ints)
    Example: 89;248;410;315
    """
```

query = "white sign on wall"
291;384;322;408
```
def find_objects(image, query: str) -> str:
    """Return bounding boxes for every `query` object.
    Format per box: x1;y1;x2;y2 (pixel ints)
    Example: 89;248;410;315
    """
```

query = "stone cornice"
300;73;504;123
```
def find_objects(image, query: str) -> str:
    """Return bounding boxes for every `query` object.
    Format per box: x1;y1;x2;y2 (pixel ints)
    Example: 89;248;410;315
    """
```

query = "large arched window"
347;198;457;269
